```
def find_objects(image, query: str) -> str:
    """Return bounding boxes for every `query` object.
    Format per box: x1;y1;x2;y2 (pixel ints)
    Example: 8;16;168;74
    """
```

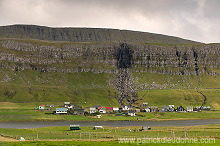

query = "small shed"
70;125;81;130
93;126;104;130
19;137;25;141
141;126;151;131
97;115;102;118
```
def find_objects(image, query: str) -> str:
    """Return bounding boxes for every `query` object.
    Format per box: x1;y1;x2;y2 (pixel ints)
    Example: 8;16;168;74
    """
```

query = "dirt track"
0;136;17;142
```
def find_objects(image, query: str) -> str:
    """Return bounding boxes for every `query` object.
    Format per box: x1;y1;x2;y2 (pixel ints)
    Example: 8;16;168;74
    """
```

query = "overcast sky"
0;0;220;43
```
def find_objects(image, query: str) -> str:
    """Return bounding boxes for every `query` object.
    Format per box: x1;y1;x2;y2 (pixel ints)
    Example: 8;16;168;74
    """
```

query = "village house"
93;105;102;108
140;102;148;107
144;108;151;112
89;107;97;113
46;104;54;108
135;109;141;113
113;107;119;113
194;106;211;111
128;110;136;116
105;107;114;113
56;108;68;114
97;107;114;113
98;107;106;113
122;105;131;111
38;105;45;110
186;106;193;112
175;106;185;112
72;107;85;115
64;102;71;108
160;105;175;112
149;106;159;112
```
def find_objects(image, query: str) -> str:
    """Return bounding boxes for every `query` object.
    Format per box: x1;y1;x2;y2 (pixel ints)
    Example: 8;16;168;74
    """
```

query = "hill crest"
0;24;202;44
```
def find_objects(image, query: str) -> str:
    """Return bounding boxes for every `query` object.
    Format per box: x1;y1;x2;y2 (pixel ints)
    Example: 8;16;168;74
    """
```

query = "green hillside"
0;25;219;110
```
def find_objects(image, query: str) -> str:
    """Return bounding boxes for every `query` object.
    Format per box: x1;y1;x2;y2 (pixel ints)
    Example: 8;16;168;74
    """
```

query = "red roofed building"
98;107;114;113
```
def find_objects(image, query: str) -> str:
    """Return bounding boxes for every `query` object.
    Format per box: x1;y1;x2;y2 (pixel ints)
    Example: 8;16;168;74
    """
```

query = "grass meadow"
0;124;219;145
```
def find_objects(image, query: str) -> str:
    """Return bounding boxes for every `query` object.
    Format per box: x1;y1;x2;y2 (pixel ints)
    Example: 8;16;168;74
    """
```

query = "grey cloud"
0;0;219;43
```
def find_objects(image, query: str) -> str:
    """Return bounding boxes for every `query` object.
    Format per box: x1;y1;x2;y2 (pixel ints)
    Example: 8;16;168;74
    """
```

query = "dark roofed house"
176;106;185;112
73;108;85;115
149;106;158;112
46;104;54;107
128;110;136;116
94;105;102;108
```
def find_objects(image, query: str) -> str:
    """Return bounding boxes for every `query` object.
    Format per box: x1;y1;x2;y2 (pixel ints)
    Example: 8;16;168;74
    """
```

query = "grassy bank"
0;124;219;145
1;140;219;146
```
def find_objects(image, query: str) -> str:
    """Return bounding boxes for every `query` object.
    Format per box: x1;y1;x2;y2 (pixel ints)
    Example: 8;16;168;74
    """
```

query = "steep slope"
0;25;219;109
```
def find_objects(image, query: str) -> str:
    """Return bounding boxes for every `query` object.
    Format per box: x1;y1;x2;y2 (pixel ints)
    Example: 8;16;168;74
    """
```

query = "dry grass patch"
0;136;17;142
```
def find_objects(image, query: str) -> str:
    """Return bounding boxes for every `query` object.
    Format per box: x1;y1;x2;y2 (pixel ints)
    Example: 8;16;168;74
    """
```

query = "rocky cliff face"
0;25;201;44
0;25;219;105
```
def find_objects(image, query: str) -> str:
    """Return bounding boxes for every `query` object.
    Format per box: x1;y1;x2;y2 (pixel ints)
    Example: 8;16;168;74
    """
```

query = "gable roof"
56;108;68;111
98;107;113;110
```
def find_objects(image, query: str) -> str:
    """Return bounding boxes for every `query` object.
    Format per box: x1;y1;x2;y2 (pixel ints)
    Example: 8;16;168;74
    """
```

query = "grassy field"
0;140;219;146
1;68;220;109
0;124;219;145
0;102;219;121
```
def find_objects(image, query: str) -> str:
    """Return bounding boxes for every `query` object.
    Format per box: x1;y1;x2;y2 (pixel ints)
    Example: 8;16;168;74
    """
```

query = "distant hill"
0;24;201;44
0;25;220;110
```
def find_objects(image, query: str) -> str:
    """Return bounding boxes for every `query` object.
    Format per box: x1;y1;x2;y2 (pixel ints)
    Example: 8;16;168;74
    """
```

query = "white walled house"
113;107;119;112
144;108;151;112
89;107;96;113
56;108;68;114
128;110;136;116
122;105;130;111
186;106;193;112
99;108;106;114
